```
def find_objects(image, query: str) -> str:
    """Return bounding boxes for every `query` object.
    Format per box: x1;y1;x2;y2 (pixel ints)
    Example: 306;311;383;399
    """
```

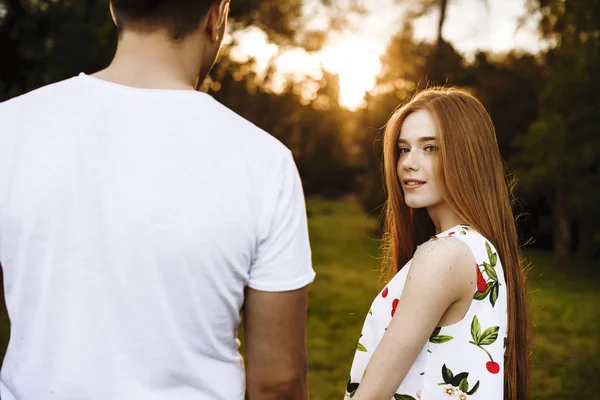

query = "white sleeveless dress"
345;225;508;400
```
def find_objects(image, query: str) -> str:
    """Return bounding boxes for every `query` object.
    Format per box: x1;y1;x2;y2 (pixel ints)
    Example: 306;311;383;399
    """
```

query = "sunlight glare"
229;27;279;77
230;28;383;111
320;37;382;110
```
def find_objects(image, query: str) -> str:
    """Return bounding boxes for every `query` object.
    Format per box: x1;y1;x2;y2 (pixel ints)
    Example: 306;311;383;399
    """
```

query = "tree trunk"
432;0;449;82
437;0;448;48
577;220;595;257
553;179;571;269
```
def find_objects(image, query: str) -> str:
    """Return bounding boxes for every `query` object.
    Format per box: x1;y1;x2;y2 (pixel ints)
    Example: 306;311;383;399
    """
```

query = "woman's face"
396;109;445;210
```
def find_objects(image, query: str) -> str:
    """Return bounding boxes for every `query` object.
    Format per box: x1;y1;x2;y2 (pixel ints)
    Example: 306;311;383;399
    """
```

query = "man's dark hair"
111;0;216;40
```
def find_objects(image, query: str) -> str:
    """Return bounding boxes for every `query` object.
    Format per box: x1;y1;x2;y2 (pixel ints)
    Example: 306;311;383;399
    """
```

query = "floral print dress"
345;225;508;400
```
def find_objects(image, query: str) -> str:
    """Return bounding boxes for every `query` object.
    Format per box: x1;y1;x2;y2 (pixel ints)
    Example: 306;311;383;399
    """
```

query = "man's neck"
93;30;204;91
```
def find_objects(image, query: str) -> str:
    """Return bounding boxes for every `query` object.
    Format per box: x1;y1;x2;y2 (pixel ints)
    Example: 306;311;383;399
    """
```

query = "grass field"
0;200;599;399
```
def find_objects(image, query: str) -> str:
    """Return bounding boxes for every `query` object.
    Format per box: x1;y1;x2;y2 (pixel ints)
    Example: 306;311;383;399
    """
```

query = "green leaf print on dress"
346;379;359;397
346;380;417;400
356;334;368;352
429;327;454;344
469;315;501;374
393;395;416;400
438;364;480;398
473;242;501;307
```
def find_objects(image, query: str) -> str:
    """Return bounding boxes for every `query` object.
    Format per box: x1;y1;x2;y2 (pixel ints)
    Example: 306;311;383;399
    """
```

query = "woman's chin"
404;199;427;209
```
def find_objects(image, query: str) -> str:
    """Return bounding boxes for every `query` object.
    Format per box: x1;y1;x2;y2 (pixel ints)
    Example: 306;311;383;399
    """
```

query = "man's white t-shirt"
0;74;315;400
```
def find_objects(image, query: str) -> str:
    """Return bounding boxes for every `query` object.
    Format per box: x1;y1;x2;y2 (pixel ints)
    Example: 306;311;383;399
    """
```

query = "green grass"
306;200;383;400
1;200;599;399
525;251;600;399
0;314;7;359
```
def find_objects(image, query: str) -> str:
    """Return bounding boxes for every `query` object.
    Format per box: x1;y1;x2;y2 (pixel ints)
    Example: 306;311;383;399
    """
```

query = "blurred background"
1;0;599;398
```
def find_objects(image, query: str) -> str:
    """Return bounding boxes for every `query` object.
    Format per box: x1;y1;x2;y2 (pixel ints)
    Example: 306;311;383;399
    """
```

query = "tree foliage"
515;0;600;261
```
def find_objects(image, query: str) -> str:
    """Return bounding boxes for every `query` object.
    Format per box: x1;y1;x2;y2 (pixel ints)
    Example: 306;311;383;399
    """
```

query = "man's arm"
243;286;309;400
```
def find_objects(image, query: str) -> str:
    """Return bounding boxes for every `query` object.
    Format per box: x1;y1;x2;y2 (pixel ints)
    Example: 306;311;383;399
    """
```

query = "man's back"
0;74;314;399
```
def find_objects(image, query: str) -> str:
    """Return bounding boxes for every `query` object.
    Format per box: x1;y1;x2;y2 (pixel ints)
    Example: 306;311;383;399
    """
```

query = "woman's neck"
426;203;466;234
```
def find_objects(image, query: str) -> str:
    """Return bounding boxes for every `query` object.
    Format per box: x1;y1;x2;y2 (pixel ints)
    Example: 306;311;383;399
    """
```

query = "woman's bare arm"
352;238;476;400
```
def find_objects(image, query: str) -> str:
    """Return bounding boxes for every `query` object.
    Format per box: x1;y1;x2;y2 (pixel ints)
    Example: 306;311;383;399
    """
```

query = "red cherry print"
476;266;488;292
448;232;455;236
486;361;500;374
382;287;389;298
391;299;399;317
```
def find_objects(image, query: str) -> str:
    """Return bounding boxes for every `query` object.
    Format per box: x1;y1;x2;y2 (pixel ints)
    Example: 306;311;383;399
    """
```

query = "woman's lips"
403;179;426;190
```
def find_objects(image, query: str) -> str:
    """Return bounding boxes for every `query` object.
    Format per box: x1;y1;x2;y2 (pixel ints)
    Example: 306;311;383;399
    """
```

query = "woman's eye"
424;145;438;152
398;147;410;154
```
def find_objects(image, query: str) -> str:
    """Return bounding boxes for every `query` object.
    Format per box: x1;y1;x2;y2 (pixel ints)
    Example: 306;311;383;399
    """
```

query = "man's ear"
206;0;230;41
109;1;118;27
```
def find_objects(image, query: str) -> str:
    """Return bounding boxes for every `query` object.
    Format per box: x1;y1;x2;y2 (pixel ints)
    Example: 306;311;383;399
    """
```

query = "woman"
345;87;529;400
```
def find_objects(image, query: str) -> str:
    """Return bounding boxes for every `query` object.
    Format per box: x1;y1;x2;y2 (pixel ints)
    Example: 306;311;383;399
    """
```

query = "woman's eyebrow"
397;136;437;144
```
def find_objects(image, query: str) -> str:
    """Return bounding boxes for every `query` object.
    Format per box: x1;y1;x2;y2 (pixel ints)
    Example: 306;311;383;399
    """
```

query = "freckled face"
397;110;444;210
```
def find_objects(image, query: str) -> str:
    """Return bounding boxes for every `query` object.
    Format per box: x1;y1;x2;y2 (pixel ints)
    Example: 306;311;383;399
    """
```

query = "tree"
395;0;489;81
0;0;109;99
515;0;600;264
230;0;366;50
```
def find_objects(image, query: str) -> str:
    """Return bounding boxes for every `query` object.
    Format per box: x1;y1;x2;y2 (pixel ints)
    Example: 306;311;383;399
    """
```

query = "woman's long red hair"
380;87;530;400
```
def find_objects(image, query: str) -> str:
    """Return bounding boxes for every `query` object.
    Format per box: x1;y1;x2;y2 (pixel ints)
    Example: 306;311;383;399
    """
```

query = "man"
0;1;315;399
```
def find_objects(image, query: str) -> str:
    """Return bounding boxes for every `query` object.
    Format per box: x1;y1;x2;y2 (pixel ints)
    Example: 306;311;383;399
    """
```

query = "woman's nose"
401;150;418;171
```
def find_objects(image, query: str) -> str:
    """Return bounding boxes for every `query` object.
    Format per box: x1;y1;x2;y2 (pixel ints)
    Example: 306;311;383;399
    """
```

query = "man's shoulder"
0;76;80;113
205;96;291;156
